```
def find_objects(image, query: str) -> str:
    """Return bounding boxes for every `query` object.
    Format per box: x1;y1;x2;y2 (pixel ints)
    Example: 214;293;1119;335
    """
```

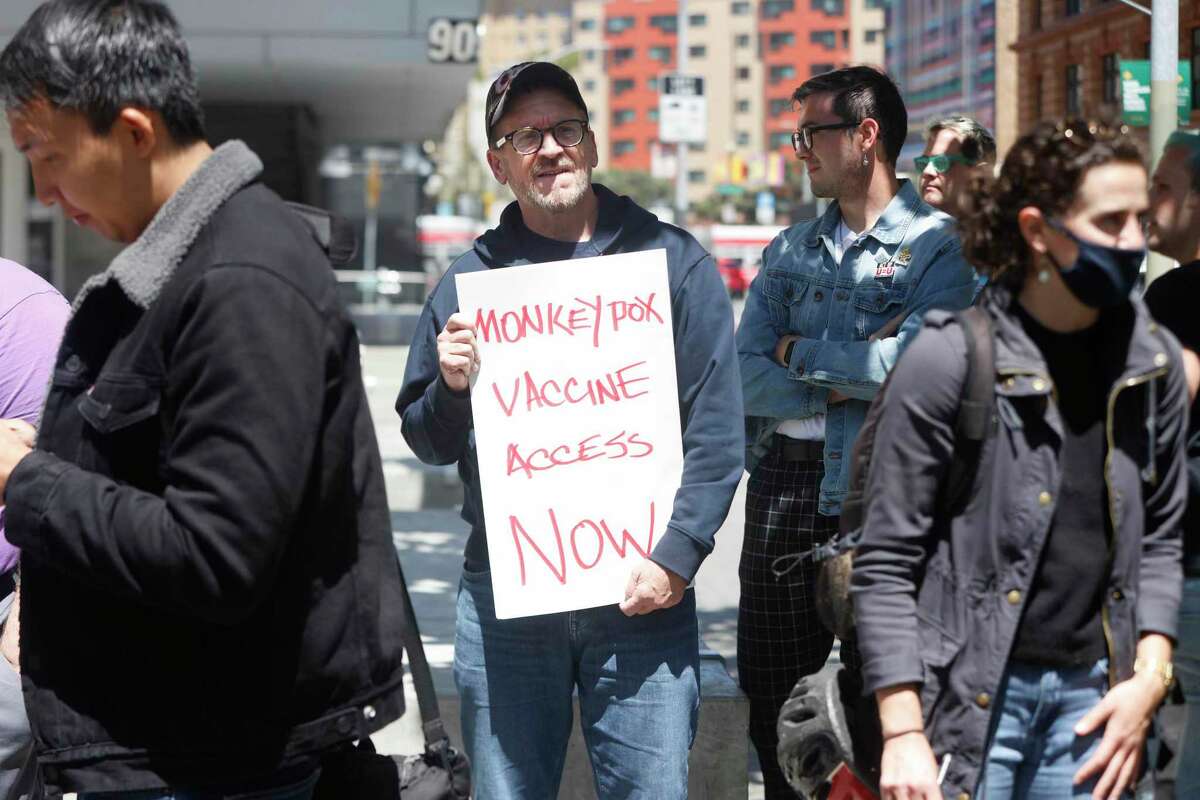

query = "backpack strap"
393;555;450;747
943;306;995;511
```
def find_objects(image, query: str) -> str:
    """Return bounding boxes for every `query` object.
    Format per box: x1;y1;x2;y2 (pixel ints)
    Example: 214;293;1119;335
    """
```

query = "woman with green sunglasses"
916;114;997;219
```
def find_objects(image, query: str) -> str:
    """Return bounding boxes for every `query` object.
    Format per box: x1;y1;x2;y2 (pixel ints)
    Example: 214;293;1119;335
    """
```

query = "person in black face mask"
852;118;1188;800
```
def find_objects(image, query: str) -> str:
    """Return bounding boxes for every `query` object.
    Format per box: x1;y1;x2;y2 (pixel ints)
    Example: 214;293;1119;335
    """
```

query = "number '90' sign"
428;18;479;64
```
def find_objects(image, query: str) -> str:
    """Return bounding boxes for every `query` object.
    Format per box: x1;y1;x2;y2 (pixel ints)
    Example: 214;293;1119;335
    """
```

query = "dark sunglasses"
493;119;588;155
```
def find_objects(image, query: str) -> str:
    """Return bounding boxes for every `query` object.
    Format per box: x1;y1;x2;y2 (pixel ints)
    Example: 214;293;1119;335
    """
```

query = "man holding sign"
396;61;743;799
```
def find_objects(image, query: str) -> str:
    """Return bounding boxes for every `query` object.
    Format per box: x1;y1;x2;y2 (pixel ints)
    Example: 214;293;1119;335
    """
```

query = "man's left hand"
619;560;687;616
0;420;34;501
775;335;801;367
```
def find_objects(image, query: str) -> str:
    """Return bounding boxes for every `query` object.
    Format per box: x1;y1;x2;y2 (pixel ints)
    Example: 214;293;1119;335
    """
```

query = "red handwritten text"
475;293;664;349
491;360;650;417
506;430;654;478
509;501;657;585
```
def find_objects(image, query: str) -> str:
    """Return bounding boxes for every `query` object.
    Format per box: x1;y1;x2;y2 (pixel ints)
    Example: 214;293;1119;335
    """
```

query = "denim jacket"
737;179;977;515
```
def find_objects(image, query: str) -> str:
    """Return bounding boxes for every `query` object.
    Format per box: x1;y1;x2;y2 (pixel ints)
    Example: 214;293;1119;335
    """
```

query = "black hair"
963;118;1144;290
792;65;908;165
0;0;205;145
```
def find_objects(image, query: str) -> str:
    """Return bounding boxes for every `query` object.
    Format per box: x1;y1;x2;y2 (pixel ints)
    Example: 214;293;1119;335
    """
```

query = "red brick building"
602;0;681;171
760;0;852;154
1012;0;1200;135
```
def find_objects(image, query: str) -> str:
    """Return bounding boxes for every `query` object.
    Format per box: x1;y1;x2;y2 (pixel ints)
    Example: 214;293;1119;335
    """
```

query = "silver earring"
1037;269;1051;284
862;154;869;166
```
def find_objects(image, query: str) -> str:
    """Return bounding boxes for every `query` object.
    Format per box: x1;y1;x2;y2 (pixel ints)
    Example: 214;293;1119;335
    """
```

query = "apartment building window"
761;0;795;19
811;30;837;49
606;16;635;34
689;143;706;152
768;32;796;49
1102;53;1119;105
688;170;707;183
812;0;845;13
578;18;597;30
812;62;836;75
865;30;880;42
732;1;751;14
649;46;673;63
650;14;678;33
1065;64;1081;114
1065;0;1080;16
613;78;635;95
584;49;596;61
737;99;752;112
737;66;752;80
583;79;597;91
769;64;797;83
648;108;660;122
648;76;660;91
1194;28;1200;110
613;47;635;65
769;97;792;115
864;0;885;7
613;140;636;156
613;109;636;125
769;132;793;149
689;13;707;26
690;45;707;57
735;34;752;48
736;131;752;146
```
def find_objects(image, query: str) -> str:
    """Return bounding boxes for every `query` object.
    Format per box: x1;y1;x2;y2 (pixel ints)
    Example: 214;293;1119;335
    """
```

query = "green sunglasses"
914;153;976;173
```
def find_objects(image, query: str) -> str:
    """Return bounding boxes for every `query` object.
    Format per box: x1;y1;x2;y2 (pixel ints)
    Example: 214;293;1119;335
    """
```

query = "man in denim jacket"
734;66;976;798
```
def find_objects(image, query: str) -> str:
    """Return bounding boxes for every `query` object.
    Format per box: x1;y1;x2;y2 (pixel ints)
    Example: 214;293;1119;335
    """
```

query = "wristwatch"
1134;657;1175;690
782;339;796;367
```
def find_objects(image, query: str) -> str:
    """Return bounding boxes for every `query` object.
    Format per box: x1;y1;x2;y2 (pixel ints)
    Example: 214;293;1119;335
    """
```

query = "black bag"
314;558;471;800
809;307;995;641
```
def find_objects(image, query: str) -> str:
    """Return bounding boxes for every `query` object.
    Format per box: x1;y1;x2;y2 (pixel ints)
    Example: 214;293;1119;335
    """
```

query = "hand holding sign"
619;559;687;616
438;312;481;392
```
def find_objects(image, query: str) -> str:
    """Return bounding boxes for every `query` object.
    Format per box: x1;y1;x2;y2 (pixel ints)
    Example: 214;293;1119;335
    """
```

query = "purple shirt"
0;258;69;573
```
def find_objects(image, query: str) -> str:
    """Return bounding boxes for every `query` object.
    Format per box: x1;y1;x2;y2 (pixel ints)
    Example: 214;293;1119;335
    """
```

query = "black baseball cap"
485;61;589;146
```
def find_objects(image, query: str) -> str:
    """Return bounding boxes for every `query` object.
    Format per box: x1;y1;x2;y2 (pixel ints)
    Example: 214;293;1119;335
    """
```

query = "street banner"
1119;60;1193;126
455;250;683;619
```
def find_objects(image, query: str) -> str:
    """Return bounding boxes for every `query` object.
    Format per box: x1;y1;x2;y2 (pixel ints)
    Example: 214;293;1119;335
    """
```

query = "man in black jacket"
0;2;407;797
1144;128;1200;797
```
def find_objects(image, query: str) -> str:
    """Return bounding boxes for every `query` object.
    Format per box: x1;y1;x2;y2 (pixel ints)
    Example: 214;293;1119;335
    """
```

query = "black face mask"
1045;220;1145;308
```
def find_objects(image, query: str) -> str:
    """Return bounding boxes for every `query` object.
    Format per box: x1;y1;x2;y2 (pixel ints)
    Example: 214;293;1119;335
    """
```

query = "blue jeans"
1176;576;1200;796
979;659;1108;799
454;567;700;800
78;768;319;800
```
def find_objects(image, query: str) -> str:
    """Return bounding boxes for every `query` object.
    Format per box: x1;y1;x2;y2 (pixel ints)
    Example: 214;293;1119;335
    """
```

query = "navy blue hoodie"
396;185;743;581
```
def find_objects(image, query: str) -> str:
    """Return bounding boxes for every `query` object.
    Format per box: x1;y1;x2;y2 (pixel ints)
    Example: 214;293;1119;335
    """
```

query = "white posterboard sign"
455;250;683;619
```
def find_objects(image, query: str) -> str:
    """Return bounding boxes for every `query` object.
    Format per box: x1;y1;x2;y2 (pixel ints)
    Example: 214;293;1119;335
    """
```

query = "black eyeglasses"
790;121;860;153
493;119;589;155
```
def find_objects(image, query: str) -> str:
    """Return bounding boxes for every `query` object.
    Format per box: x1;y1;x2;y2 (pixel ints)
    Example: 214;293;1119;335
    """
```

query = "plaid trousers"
738;449;840;800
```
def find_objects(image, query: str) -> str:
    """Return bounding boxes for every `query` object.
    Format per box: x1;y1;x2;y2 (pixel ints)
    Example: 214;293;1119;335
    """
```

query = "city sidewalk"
363;344;763;797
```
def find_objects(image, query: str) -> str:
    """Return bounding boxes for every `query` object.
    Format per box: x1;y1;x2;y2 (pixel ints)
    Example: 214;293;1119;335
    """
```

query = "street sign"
659;74;707;144
427;18;479;64
1119;60;1192;126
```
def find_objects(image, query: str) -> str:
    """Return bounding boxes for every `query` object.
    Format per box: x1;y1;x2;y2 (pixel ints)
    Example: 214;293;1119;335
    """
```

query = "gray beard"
516;167;591;213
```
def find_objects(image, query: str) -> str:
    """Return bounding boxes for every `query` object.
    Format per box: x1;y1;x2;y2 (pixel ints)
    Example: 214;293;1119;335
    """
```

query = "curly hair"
962;118;1144;291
